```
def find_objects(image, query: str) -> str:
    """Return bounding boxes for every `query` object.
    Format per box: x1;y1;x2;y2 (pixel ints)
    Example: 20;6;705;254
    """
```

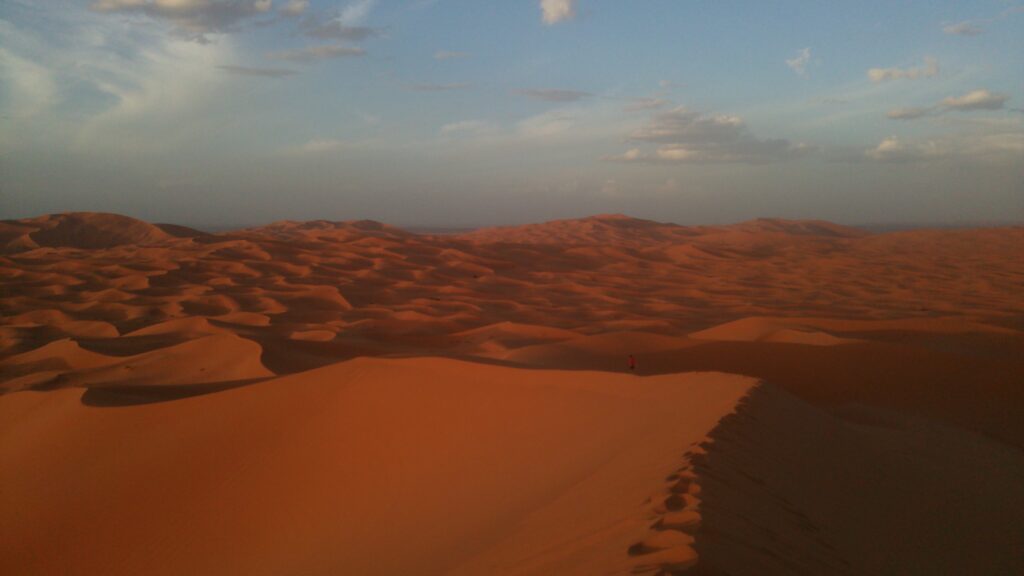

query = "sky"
1;0;1022;228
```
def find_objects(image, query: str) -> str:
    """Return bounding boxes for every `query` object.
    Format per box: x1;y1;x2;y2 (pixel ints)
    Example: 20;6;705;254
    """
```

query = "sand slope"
690;384;1024;574
0;358;754;576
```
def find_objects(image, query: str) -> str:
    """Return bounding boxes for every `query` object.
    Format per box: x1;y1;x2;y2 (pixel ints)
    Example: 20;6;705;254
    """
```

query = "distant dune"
0;212;176;253
2;212;1023;574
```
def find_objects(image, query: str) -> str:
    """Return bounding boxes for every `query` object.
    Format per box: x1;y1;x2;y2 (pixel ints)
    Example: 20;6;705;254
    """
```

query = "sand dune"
0;358;754;575
690;384;1024;574
2;212;1023;574
689;316;860;345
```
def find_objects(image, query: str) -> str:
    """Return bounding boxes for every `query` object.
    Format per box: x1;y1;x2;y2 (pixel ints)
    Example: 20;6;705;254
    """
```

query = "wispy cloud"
888;89;1010;121
267;45;365;63
409;82;471;92
89;0;273;42
434;50;468;60
280;0;309;17
625;98;669;112
942;89;1008;111
540;0;576;25
786;47;811;77
868;57;938;83
283;138;347;155
516;88;591;102
300;0;380;41
218;64;296;78
440;120;497;138
942;21;983;36
887;107;931;120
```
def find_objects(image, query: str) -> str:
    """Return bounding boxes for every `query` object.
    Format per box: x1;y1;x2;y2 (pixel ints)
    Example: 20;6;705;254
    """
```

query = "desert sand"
2;212;1023;574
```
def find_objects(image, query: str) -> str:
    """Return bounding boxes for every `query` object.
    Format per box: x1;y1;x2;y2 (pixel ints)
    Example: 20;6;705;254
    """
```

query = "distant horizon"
3;209;1022;235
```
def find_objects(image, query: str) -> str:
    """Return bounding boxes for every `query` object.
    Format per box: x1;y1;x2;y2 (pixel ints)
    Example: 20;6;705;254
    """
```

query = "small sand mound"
63;333;273;388
690;317;859;346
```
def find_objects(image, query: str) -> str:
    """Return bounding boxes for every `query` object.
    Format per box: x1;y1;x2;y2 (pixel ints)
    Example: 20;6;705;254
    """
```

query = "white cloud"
267;45;365;62
540;0;576;25
942;21;983;35
280;0;309;17
339;0;377;26
865;136;939;162
786;47;811;77
942;89;1008;111
867;57;939;83
73;33;236;154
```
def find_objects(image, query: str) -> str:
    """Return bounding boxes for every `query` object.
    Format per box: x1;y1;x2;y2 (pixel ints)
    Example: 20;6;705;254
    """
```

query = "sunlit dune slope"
0;357;754;576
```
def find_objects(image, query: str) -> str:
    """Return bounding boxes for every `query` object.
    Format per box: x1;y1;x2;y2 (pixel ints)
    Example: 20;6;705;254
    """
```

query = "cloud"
282;138;347;155
786;47;811;76
439;120;496;137
0;47;56;120
887;107;931;120
434;50;468;60
339;0;376;25
300;0;379;41
865;136;939;162
516;109;576;139
625;97;669;112
409;82;471;92
607;106;810;164
942;89;1008;111
267;45;365;63
867;57;939;83
302;22;378;41
72;33;237;154
516;88;591;102
540;0;576;25
865;130;1024;163
89;0;272;41
942;21;983;35
886;89;1010;121
218;64;296;77
280;0;309;17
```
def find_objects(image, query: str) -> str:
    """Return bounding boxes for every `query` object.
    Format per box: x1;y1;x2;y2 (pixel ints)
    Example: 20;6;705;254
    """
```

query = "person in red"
628;354;636;371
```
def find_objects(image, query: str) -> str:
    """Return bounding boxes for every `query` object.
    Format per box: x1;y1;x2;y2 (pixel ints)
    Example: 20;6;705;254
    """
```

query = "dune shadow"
80;377;270;407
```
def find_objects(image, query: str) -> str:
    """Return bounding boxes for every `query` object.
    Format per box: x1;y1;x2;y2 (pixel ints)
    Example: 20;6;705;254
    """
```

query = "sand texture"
2;212;1024;574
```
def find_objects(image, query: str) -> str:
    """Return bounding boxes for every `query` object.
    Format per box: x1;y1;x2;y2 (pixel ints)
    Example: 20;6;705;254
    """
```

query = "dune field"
2;212;1023;575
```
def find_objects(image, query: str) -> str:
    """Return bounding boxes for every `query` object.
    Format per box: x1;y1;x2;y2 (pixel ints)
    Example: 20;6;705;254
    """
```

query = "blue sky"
1;0;1022;227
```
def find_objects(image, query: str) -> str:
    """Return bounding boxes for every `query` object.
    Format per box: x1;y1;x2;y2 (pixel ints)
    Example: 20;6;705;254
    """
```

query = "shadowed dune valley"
4;2;1024;573
2;211;1023;575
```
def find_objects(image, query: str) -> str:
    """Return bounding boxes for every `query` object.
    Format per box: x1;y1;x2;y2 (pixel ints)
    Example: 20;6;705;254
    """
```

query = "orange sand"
2;212;1023;574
